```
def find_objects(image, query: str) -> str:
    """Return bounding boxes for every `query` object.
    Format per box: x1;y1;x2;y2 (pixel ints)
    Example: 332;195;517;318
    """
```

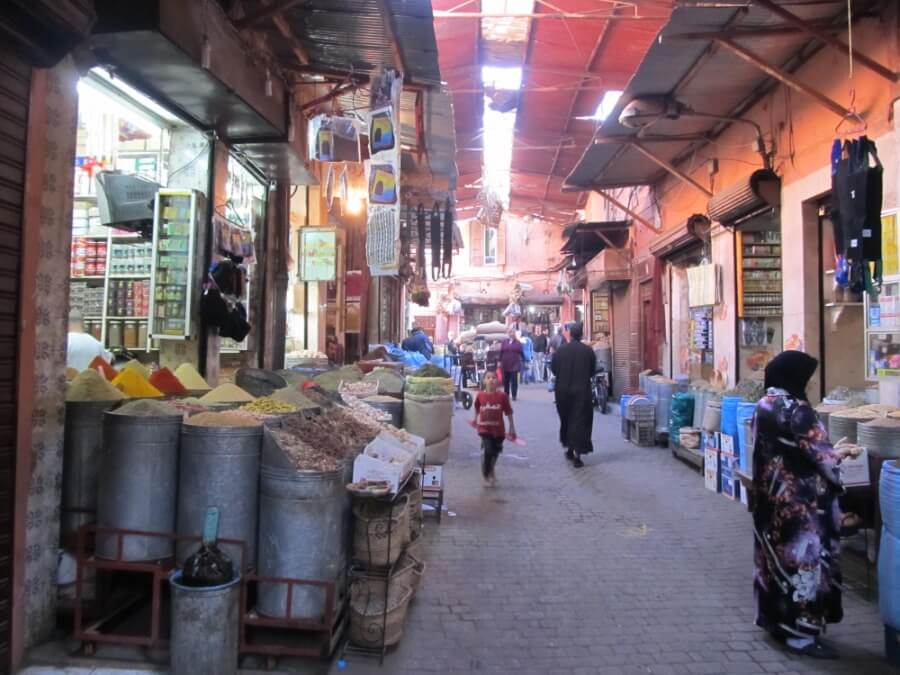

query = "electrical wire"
167;139;211;182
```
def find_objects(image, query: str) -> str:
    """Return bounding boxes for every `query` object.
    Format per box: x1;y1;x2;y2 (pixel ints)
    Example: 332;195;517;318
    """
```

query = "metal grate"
0;41;29;675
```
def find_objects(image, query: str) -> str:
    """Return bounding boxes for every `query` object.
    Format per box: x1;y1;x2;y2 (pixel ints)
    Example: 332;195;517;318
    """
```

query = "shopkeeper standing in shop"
67;309;113;371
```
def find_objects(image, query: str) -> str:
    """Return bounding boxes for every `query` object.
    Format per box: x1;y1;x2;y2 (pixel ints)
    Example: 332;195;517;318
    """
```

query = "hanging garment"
430;202;442;281
442;198;453;278
858;137;883;262
416;203;426;272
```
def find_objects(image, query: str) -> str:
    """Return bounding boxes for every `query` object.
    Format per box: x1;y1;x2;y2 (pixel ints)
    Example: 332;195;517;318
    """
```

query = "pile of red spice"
88;356;118;381
149;367;187;396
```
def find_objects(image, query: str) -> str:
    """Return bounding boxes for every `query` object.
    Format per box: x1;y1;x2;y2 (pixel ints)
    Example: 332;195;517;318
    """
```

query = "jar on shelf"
107;320;123;348
123;321;138;349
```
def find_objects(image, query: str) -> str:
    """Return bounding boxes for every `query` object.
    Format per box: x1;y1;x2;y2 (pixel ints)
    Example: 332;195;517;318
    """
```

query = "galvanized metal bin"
96;411;182;560
257;463;348;619
61;400;118;538
176;423;262;568
169;570;240;675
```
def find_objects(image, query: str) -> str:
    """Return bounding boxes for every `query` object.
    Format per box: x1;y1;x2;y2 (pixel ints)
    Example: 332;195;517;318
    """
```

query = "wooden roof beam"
751;0;897;83
592;189;659;234
630;140;712;198
715;37;854;119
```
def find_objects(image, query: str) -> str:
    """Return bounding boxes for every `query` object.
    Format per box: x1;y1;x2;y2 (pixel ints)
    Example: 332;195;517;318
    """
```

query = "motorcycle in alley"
592;365;609;414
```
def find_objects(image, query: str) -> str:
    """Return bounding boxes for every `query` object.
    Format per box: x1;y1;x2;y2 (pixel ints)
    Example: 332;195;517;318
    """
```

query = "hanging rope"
442;198;453;278
430;201;442;281
846;0;854;81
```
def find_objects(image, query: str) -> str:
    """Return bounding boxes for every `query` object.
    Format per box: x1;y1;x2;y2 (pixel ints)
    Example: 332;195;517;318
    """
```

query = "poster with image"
366;70;403;276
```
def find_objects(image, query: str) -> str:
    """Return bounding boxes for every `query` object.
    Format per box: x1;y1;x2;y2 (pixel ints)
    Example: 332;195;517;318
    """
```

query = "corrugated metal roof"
564;1;877;191
279;0;442;85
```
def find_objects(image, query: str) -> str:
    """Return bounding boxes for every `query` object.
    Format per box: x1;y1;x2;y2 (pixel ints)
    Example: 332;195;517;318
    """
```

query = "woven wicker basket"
353;552;426;599
353;496;410;567
406;527;424;560
348;582;413;648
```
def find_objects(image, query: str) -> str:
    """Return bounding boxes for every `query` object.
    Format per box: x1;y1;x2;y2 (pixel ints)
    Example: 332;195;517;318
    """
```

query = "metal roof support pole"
300;81;362;112
234;0;306;30
630;141;713;198
751;0;898;83
592;190;660;234
542;8;617;210
715;37;854;119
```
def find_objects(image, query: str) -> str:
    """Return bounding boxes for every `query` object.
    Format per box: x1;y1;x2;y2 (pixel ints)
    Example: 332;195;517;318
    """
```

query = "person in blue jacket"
401;326;434;359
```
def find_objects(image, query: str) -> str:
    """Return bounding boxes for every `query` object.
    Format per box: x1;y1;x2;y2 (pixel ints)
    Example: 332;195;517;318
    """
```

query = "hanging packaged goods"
832;136;884;295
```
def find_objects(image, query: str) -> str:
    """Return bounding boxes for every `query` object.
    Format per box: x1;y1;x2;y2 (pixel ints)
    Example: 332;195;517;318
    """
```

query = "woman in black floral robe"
752;351;847;659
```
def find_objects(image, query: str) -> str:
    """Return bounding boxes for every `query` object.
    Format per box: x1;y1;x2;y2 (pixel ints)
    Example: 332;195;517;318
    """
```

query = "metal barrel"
176;424;262;569
257;463;347;619
96;411;182;561
61;400;118;539
169;571;240;675
362;395;403;427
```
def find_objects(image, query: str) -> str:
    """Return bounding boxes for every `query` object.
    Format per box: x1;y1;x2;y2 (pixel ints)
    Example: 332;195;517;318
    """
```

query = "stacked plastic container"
879;461;900;664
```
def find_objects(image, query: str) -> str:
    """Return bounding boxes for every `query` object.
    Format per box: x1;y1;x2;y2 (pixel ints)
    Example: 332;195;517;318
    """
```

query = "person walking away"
67;309;113;371
499;327;524;400
550;322;595;468
752;350;855;660
521;329;534;384
532;325;548;382
472;371;516;487
549;326;565;354
401;326;434;360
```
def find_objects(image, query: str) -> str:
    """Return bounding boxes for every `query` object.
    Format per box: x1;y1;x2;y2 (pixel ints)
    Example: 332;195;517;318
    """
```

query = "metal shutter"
611;285;630;400
0;42;29;675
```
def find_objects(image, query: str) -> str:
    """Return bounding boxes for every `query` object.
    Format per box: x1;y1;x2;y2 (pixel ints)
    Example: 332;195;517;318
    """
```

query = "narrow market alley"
345;386;890;675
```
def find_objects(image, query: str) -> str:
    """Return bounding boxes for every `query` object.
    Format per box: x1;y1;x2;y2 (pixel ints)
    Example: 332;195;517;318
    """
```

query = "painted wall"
424;213;571;341
16;58;79;655
584;10;900;391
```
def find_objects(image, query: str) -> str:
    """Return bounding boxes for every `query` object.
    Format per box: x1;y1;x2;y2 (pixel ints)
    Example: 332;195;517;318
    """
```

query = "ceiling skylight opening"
594;90;624;122
481;65;522;209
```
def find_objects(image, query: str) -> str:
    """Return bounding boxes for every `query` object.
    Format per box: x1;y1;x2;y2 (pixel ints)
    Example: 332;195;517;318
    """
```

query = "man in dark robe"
550;322;595;468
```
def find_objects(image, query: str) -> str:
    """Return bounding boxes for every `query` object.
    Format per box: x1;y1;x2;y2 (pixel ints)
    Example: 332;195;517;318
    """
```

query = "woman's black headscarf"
763;350;818;401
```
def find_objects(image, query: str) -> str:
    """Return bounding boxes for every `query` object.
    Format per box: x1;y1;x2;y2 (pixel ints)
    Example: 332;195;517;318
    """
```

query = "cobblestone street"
345;385;893;675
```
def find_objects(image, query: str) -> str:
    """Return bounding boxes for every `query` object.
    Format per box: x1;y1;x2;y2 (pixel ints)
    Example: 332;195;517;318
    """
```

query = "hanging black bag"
430;202;441;281
442;198;453;278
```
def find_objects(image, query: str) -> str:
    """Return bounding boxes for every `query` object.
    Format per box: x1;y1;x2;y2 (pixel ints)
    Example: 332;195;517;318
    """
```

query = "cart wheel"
462;392;473;410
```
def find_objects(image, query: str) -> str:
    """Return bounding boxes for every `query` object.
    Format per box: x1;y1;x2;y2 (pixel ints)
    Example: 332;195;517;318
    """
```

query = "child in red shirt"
473;371;516;487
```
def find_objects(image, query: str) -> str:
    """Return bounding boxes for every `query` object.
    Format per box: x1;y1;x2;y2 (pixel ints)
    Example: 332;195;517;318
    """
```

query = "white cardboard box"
841;448;871;487
352;437;416;493
704;448;720;492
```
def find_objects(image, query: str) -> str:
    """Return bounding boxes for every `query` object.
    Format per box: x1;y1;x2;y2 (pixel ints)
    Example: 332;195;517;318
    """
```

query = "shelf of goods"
69;231;153;351
865;278;900;379
738;232;782;319
149;190;198;341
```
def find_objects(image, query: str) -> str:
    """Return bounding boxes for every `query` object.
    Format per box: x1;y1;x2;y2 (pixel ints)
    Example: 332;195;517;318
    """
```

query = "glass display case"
149;190;198;340
865;278;900;378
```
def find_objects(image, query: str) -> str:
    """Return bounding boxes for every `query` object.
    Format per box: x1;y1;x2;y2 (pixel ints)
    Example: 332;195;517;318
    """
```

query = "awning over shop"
233;0;453;189
649;214;710;259
91;0;317;185
563;1;884;195
585;248;632;288
561;221;630;268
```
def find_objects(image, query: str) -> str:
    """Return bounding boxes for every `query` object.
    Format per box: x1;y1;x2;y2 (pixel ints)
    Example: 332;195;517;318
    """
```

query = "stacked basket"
348;488;426;651
626;397;656;447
